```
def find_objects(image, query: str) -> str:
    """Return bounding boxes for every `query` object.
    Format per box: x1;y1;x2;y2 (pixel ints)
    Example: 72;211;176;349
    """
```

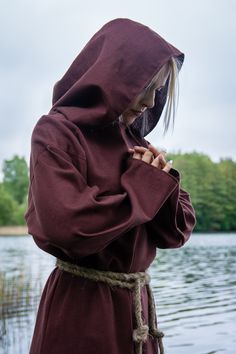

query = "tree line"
0;152;235;232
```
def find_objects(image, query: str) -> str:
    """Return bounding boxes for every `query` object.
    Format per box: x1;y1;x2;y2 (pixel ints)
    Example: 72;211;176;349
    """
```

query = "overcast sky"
0;0;235;179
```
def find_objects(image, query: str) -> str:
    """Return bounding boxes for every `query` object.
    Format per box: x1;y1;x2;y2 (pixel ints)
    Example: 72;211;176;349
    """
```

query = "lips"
131;109;142;115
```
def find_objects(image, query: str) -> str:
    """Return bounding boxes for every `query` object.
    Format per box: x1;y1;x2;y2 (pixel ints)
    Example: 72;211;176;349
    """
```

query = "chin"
121;111;137;125
130;117;136;124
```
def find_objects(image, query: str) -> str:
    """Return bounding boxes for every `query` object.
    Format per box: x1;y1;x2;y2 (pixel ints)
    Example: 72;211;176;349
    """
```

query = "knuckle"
144;150;153;156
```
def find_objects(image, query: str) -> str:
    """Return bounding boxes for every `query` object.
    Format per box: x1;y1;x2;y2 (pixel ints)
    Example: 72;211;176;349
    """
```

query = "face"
121;62;170;125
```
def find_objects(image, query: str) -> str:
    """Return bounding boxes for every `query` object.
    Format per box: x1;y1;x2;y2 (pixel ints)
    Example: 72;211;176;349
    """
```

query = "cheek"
130;93;143;107
130;99;141;110
122;109;135;121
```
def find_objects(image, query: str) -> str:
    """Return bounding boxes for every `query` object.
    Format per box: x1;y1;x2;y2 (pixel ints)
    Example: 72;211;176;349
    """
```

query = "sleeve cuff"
168;167;180;182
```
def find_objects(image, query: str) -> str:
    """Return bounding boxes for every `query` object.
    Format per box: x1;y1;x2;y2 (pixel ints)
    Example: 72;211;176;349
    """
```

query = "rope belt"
56;259;164;354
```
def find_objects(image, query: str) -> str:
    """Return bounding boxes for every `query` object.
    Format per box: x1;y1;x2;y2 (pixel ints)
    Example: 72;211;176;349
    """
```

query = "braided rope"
56;258;164;354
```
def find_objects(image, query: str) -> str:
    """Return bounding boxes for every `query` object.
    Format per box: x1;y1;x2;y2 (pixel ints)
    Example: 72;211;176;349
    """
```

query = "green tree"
13;195;28;225
217;158;236;230
2;155;29;204
166;152;236;232
0;184;17;225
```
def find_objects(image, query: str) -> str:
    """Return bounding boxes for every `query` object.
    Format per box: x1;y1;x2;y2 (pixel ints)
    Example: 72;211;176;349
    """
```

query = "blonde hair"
144;57;180;135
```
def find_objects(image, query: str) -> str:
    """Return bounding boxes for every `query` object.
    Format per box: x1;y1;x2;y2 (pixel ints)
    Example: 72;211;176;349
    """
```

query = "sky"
0;0;235;179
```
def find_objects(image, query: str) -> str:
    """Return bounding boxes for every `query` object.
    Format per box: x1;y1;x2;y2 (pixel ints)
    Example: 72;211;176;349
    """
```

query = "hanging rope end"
133;325;149;343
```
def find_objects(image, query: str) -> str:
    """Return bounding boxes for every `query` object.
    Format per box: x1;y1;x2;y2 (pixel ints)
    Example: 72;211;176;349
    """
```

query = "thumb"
162;160;173;173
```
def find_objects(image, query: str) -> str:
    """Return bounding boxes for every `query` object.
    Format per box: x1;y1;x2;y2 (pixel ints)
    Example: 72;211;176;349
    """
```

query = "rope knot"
133;325;149;343
150;329;165;339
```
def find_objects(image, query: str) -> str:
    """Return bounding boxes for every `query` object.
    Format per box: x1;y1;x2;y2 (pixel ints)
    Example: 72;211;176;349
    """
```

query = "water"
0;236;54;354
150;234;236;354
0;233;236;354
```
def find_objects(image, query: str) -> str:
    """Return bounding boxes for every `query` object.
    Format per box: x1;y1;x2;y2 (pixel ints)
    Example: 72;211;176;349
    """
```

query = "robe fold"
25;17;196;354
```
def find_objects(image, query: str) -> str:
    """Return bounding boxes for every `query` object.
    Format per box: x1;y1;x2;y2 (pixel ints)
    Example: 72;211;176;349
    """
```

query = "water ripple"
150;233;236;353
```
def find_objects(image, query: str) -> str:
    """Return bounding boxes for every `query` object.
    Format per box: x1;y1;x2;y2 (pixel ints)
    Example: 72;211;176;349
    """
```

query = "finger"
128;148;135;153
158;154;167;169
133;145;161;163
147;144;161;158
151;155;162;168
142;150;154;164
133;151;142;160
148;144;167;158
133;146;149;154
133;145;165;159
132;146;161;163
162;160;173;173
152;153;167;169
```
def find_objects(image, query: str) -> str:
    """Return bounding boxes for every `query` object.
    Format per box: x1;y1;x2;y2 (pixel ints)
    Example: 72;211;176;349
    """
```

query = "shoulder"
30;112;86;165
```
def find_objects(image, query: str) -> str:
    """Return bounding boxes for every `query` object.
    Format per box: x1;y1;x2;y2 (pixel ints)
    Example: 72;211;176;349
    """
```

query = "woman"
25;18;196;354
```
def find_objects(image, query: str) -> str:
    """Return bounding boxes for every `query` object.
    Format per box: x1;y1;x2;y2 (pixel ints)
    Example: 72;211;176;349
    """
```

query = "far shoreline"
0;226;235;236
0;225;28;236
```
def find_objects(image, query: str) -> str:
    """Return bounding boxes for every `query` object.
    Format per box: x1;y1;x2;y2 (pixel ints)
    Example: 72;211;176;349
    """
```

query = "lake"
0;233;236;354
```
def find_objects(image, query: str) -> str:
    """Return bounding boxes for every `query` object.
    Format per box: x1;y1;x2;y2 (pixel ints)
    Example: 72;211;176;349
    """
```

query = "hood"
50;18;184;137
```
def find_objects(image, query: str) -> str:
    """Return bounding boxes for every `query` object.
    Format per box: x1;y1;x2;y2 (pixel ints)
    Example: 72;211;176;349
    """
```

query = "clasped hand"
128;144;173;173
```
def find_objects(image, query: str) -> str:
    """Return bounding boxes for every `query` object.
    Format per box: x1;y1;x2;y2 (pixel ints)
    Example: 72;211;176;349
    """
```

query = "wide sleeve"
146;168;196;249
25;144;181;259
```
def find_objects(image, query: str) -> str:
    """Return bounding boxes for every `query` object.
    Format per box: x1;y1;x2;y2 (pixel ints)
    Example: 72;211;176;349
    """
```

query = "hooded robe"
25;18;196;354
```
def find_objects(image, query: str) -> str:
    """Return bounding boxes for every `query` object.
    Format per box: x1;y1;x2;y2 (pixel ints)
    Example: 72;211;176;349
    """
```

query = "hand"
128;144;173;173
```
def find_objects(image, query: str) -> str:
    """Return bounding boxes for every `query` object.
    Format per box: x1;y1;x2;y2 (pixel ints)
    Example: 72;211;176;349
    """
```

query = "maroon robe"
25;18;196;354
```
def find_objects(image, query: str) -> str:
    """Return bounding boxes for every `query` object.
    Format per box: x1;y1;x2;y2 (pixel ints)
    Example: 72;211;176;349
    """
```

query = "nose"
141;90;156;109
